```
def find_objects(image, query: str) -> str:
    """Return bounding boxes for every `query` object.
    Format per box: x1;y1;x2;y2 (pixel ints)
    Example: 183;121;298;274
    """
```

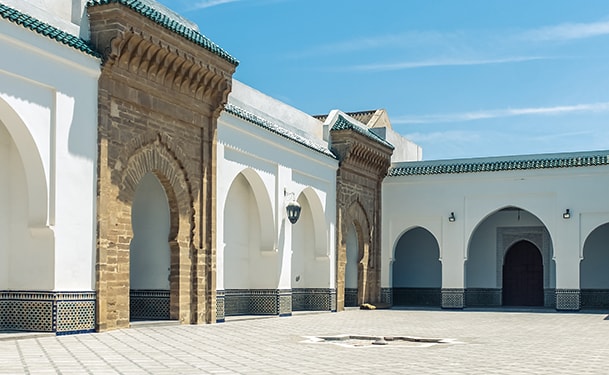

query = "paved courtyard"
1;308;608;374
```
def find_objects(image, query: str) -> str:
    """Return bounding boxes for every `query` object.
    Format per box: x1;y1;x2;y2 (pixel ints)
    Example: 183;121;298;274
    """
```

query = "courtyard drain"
301;335;462;348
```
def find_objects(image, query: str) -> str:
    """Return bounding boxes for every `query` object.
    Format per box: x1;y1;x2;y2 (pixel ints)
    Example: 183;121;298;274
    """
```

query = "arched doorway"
392;227;441;306
223;171;277;316
580;223;609;309
130;172;172;320
466;207;554;307
502;240;544;306
345;222;360;307
292;190;330;311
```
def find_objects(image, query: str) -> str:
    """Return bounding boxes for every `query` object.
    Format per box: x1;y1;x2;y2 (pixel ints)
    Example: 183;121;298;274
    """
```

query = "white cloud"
522;20;609;42
393;102;609;125
191;0;240;10
339;56;546;72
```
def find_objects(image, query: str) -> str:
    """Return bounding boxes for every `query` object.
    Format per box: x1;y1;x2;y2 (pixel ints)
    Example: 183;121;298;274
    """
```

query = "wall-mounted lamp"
448;212;456;222
284;189;301;224
562;209;571;219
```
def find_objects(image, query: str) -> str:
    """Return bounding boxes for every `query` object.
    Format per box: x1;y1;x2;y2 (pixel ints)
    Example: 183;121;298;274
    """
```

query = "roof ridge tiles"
224;103;336;159
389;151;609;176
331;114;394;149
0;3;100;57
87;0;239;66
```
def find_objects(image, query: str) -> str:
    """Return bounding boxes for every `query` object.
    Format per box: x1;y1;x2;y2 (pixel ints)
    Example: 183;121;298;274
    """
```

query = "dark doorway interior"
502;240;544;306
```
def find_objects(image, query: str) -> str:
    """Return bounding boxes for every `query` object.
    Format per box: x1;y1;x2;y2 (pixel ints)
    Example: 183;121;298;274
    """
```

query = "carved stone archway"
89;1;237;331
331;115;393;310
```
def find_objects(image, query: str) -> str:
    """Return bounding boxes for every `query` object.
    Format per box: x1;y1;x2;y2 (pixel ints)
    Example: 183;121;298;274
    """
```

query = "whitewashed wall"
217;81;338;292
383;159;609;292
0;16;99;291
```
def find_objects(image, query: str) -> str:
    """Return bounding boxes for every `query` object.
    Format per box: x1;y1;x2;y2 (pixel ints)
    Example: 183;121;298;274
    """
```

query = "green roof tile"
331;115;394;149
0;3;100;57
87;0;239;66
389;151;609;177
224;103;336;159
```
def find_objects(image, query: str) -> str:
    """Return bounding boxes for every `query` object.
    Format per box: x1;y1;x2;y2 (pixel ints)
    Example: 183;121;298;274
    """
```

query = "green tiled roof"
0;3;100;57
331;115;394;149
87;0;239;66
389;151;609;177
224;103;336;159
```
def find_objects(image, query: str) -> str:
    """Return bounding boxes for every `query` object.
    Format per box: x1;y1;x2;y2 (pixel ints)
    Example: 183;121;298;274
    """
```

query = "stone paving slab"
1;308;608;374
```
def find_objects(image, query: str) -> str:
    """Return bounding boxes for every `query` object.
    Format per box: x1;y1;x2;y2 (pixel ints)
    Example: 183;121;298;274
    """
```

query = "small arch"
0;102;53;291
223;171;276;289
392;227;441;306
580;222;609;309
0;98;48;227
238;168;275;253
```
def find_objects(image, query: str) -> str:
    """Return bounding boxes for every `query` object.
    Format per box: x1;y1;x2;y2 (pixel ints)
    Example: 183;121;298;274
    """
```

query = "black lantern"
286;200;301;224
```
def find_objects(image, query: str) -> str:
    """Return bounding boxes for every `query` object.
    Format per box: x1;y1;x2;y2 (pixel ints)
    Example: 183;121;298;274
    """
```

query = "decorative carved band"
106;29;232;103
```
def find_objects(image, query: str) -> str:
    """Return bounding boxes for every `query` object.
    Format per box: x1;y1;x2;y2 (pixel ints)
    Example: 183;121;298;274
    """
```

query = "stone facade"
330;121;393;310
88;2;236;331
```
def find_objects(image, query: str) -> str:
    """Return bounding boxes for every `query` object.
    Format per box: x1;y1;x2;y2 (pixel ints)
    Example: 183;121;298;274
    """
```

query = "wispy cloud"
394;102;609;124
405;130;481;143
336;56;547;72
190;0;240;10
522;20;609;42
285;31;457;59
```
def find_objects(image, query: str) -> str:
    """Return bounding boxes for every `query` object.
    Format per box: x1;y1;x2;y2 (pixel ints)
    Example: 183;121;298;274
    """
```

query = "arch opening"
466;206;554;307
223;172;277;316
0;116;53;291
392;227;441;306
129;172;173;320
292;190;330;311
344;222;360;307
502;240;544;306
580;222;609;309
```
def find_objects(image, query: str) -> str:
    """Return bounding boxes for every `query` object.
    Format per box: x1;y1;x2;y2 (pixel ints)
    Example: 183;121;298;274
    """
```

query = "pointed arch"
465;205;554;307
105;135;195;323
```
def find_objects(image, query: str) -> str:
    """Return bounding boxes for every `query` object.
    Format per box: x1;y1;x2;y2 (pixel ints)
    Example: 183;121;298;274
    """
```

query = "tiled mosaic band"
441;288;464;309
292;288;335;311
580;289;609;309
0;291;95;335
129;290;170;320
464;288;501;307
224;289;292;316
216;290;225;322
381;288;392;306
344;288;358;307
556;289;580;311
393;288;441;307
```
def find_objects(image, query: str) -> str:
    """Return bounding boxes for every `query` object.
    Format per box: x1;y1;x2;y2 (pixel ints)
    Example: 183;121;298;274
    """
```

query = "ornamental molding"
105;29;232;106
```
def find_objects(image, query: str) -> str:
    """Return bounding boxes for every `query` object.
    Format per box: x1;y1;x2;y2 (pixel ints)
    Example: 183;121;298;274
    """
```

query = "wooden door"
502;241;544;306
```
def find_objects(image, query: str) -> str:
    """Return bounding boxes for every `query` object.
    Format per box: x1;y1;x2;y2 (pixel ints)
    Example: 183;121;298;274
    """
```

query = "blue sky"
157;0;609;160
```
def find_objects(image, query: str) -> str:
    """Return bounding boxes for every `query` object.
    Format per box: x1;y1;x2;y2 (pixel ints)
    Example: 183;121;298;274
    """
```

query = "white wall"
383;159;609;291
0;15;99;291
2;0;89;37
217;85;338;292
130;173;171;290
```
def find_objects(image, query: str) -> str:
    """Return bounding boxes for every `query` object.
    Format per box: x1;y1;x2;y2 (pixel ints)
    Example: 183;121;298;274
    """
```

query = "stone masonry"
330;123;393;311
88;2;236;331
